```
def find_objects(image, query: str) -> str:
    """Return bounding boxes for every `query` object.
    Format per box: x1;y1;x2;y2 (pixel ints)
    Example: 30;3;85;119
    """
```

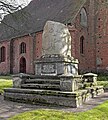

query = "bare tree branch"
0;1;23;20
0;0;31;32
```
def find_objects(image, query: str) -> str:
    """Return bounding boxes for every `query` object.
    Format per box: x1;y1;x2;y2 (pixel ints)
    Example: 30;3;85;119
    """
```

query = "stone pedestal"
35;54;78;76
59;75;83;92
83;73;97;86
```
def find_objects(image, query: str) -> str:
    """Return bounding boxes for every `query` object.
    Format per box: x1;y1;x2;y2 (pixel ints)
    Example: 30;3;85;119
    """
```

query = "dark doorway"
19;57;26;73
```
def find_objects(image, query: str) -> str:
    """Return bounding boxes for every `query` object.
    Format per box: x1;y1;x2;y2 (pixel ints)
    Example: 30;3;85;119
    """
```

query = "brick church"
0;0;107;75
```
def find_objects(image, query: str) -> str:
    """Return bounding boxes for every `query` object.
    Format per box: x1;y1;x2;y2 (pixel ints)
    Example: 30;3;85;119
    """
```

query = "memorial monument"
35;21;78;76
4;21;104;107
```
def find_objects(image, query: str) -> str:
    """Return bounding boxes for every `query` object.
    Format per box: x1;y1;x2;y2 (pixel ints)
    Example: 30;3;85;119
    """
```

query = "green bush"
98;75;108;81
97;75;108;88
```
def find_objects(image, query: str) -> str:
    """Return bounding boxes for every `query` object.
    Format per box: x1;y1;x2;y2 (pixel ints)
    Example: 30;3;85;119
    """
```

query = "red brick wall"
70;0;96;73
68;26;77;58
35;32;42;59
12;35;34;74
11;32;43;74
0;41;11;74
94;0;108;73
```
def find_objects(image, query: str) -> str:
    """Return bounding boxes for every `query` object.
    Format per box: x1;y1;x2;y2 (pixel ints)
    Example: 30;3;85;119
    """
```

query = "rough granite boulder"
42;21;72;57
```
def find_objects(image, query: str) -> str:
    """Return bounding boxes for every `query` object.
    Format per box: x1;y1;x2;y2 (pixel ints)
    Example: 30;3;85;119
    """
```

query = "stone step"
4;88;76;96
3;88;84;107
25;79;60;85
3;87;104;108
28;75;61;79
21;83;60;90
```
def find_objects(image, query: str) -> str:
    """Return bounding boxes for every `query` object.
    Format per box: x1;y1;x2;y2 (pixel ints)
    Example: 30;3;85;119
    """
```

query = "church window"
0;46;6;62
80;36;84;54
80;8;88;27
20;42;26;54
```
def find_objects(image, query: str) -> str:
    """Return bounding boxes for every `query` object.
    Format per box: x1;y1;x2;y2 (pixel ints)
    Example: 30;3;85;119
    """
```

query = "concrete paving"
0;92;108;120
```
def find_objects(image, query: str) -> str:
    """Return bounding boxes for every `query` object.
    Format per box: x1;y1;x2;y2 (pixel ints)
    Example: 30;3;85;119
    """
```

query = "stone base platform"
4;86;104;108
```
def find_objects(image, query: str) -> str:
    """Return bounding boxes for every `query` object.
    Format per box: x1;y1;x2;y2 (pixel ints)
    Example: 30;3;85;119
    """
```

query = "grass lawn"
0;76;12;93
8;100;108;120
97;81;108;88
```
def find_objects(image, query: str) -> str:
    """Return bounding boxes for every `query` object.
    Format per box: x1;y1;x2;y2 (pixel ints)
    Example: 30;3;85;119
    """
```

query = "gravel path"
0;92;108;120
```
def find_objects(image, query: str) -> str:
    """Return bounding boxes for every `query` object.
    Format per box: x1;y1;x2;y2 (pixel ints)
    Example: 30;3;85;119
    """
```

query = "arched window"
80;8;88;27
80;36;84;54
20;42;26;54
0;46;6;62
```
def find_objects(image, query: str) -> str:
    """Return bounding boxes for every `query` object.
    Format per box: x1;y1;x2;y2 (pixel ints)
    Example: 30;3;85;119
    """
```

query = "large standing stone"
42;21;71;57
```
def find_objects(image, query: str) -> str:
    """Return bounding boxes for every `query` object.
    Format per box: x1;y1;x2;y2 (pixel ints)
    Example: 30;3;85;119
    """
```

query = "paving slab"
0;92;108;120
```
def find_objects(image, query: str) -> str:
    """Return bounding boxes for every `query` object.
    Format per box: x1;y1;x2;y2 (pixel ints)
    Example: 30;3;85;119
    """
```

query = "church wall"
0;40;11;74
94;0;108;73
35;32;42;59
12;35;34;74
71;0;97;73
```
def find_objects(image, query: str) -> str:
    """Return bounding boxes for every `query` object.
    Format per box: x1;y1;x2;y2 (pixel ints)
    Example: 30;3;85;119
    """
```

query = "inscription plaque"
41;64;56;74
